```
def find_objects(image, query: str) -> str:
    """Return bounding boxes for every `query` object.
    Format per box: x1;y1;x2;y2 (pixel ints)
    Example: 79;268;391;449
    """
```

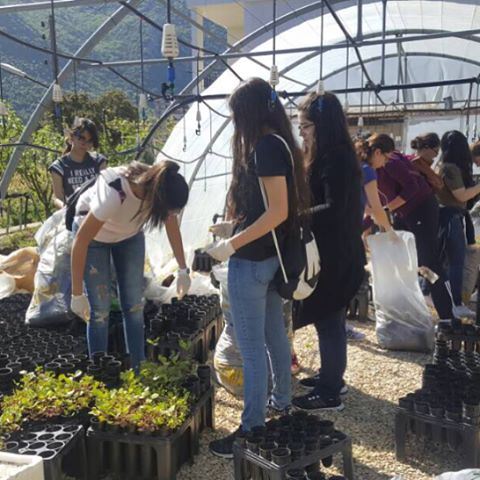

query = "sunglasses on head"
74;131;93;145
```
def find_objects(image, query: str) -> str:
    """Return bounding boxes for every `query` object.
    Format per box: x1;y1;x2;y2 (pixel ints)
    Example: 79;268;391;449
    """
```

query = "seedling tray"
2;424;87;480
233;434;354;480
395;407;480;468
86;386;214;480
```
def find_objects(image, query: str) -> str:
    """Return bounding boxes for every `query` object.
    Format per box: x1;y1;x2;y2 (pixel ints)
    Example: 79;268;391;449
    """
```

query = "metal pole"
357;0;363;41
49;1;59;82
381;0;387;85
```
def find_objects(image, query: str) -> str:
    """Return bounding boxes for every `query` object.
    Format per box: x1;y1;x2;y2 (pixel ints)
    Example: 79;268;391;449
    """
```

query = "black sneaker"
292;392;345;412
298;375;348;396
209;426;242;459
266;399;291;418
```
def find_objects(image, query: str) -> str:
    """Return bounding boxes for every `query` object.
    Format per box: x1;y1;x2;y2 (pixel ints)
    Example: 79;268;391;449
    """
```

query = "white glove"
176;268;191;299
71;294;90;323
207;239;236;262
209;221;235;239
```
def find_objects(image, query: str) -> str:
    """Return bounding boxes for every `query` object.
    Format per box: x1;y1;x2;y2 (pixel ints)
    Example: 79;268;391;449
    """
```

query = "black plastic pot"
106;360;122;377
92;352;106;366
259;442;275;461
197;365;211;389
288;441;305;462
316;420;334;435
0;367;13;383
272;447;291;466
306;472;327;480
286;469;307;479
0;353;9;368
246;436;263;454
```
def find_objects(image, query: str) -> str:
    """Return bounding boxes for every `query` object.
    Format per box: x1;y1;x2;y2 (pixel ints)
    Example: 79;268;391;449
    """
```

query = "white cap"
52;83;63;103
161;24;179;59
270;65;279;87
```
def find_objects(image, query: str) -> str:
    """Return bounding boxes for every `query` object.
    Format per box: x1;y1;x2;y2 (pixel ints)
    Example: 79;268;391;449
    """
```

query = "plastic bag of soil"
211;265;244;397
26;210;76;326
367;231;434;352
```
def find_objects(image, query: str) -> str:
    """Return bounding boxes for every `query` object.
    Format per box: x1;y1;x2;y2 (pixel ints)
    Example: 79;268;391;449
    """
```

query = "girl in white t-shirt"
70;160;191;370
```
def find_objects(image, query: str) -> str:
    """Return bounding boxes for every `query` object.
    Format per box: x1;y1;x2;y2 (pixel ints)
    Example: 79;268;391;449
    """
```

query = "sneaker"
452;304;476;320
346;328;365;341
292;392;345;412
299;375;348;396
266;399;291;418
291;353;301;376
209;426;242;459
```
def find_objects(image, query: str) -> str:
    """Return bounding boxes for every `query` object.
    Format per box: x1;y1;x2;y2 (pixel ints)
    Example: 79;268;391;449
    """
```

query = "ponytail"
126;160;189;229
411;133;440;151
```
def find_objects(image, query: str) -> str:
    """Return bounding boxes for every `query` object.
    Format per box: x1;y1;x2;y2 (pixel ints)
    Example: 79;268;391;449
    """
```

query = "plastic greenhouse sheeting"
146;0;480;274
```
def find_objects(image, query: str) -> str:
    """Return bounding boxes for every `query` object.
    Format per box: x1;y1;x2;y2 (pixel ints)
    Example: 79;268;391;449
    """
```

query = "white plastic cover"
147;1;480;273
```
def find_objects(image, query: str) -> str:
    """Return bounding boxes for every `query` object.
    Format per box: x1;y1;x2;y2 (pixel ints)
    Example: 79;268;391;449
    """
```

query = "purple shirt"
376;151;432;218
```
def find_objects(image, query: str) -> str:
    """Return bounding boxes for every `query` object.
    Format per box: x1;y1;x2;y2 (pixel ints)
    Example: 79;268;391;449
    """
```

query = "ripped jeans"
80;231;146;370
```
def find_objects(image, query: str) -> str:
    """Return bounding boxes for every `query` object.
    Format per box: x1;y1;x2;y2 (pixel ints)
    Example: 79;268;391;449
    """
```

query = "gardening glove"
176;268;191;299
207;239;235;262
71;294;90;323
209;221;235;239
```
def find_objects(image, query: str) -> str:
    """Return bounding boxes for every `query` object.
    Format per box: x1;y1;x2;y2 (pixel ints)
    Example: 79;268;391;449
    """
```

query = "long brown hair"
297;91;358;176
125;160;189;229
227;77;308;224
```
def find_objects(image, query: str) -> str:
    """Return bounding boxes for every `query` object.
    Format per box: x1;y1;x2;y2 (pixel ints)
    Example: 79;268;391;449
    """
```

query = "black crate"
86;387;215;480
2;423;87;480
395;407;480;467
233;430;354;480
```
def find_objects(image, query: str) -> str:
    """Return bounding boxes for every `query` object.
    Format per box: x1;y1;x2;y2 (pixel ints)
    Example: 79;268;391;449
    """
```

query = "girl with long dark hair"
70;160;191;370
436;130;480;318
207;78;308;457
293;92;365;412
49;118;106;209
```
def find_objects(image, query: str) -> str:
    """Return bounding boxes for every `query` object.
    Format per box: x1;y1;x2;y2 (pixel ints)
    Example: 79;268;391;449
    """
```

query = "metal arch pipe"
0;0;119;14
300;51;480;93
76;27;480;69
0;0;143;200
275;28;480;86
176;0;325;98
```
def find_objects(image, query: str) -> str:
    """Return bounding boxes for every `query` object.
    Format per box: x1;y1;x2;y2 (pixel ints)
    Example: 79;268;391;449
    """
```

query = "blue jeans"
228;256;291;431
313;309;347;398
439;208;466;306
74;227;146;370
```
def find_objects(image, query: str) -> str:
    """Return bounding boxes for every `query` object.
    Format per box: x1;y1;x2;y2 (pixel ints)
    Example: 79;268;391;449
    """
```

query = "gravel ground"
177;320;466;480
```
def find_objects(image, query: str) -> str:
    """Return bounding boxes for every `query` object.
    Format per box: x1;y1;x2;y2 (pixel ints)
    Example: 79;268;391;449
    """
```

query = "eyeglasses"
74;132;93;145
298;122;315;132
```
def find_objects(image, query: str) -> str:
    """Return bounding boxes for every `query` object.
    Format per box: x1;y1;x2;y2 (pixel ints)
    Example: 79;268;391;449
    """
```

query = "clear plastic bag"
211;265;244;397
367;231;434;352
435;470;480;480
26;212;75;327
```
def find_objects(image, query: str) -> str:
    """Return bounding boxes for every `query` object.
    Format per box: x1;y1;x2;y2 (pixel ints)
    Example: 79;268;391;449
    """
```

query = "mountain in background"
0;0;227;121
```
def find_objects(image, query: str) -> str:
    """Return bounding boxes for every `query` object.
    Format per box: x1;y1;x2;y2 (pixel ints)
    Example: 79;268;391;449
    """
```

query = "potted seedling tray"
86;386;215;480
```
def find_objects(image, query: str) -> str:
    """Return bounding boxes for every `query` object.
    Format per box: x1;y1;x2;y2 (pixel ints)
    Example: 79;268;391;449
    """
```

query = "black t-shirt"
49;152;106;200
233;134;292;261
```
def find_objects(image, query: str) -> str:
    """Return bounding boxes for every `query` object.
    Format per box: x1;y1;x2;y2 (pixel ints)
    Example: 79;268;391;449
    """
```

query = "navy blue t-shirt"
49;152;106;200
